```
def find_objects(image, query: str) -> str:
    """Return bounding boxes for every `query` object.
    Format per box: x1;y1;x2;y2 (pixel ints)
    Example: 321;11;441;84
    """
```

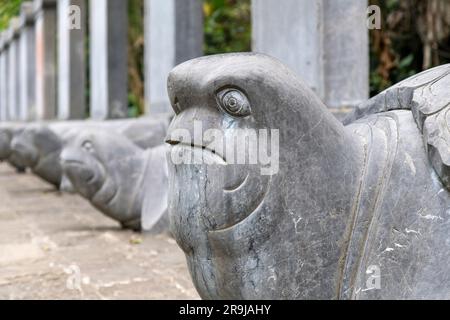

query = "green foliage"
0;0;22;31
127;0;144;116
368;0;450;96
369;0;418;95
204;0;251;54
127;93;141;118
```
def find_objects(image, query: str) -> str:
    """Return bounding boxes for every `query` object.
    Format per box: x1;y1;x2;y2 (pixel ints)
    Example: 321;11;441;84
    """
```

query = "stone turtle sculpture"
0;125;12;160
10;124;62;186
0;123;27;172
49;115;171;150
10;122;100;190
165;53;450;299
345;63;450;190
107;115;172;150
10;117;171;189
60;128;169;232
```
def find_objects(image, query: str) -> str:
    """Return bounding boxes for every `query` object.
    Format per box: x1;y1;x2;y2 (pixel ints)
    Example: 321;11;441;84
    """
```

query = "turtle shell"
344;64;450;189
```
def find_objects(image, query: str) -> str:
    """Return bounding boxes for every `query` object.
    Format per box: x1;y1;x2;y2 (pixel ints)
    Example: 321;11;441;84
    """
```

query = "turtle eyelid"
215;86;247;99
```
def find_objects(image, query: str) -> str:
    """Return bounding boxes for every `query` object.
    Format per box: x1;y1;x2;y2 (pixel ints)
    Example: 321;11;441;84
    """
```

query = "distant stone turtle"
10;117;171;189
0;125;12;160
61;128;169;231
11;124;63;187
55;116;171;192
0;123;27;172
165;53;450;299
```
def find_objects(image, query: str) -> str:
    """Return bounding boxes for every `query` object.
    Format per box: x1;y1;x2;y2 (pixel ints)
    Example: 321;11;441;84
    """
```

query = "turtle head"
11;128;40;168
165;53;366;299
61;129;144;227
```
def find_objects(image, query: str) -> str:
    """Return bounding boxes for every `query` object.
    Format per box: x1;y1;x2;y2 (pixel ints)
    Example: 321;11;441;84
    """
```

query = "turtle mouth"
62;159;89;174
166;140;227;165
61;159;85;167
61;159;97;184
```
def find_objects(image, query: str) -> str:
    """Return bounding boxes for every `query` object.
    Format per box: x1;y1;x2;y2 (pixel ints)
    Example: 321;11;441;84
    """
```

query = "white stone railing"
0;0;369;123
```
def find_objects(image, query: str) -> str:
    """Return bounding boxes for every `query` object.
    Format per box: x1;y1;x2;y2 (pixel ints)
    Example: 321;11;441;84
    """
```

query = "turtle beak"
165;106;227;164
60;147;104;198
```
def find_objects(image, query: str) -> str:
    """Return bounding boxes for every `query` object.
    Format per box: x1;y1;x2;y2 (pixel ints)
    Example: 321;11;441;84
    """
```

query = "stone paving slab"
0;163;199;300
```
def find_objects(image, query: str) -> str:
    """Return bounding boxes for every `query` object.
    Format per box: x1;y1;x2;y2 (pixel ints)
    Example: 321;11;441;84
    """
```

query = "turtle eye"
82;141;94;153
217;89;251;117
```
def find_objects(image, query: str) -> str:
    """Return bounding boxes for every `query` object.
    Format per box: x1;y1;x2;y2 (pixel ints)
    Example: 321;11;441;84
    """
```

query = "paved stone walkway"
0;163;199;300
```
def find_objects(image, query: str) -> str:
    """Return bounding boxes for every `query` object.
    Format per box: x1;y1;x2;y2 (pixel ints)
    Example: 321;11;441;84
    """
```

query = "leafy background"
369;0;450;95
0;0;21;30
1;0;450;113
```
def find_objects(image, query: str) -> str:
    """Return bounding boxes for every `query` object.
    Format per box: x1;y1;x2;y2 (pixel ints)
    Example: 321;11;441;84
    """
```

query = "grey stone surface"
89;0;128;119
58;0;86;120
60;129;169;232
345;64;450;193
19;2;36;121
144;0;203;114
0;123;28;172
103;115;172;149
11;124;63;186
252;0;369;110
0;123;19;161
34;0;57;120
0;126;11;161
165;53;450;299
6;18;21;121
49;115;171;149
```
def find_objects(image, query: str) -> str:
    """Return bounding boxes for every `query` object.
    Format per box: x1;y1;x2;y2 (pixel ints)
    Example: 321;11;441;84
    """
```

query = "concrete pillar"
0;33;6;121
252;0;369;111
19;2;36;121
89;0;128;120
34;0;58;120
144;0;203;114
58;0;87;120
7;18;21;121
